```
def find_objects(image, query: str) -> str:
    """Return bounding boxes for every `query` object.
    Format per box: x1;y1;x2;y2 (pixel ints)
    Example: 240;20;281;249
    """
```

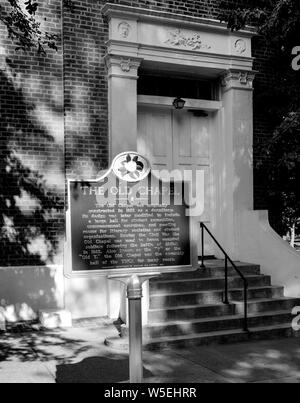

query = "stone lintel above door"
102;3;256;76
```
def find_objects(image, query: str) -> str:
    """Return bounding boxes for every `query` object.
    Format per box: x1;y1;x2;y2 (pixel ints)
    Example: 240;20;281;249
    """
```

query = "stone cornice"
101;3;256;38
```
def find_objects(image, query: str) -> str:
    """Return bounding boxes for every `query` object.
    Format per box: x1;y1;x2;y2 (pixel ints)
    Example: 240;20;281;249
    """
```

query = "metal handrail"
200;222;249;333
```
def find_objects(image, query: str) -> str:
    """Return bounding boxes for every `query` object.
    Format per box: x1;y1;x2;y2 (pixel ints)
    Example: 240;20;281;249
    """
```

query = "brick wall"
0;0;276;267
0;0;64;266
63;0;109;178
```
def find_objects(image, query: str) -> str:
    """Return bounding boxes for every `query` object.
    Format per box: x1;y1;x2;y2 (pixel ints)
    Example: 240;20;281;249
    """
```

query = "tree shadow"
0;327;153;383
0;329;89;363
220;343;300;383
56;356;153;383
0;61;64;267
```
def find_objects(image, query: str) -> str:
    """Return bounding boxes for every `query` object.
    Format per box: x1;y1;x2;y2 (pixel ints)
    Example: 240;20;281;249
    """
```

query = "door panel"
137;106;173;171
138;105;213;257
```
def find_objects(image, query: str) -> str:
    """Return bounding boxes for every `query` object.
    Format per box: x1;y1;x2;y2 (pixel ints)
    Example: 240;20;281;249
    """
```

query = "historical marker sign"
67;152;198;276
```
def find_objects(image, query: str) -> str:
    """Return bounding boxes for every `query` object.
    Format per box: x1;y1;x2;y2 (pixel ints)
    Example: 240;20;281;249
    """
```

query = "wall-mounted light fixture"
173;97;186;110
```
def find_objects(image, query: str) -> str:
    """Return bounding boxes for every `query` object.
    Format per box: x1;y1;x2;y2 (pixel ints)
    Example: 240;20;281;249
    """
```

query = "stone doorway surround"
101;3;300;307
102;2;256;260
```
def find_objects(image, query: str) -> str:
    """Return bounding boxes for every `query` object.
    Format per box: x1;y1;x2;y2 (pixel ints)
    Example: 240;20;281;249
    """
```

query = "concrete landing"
0;320;299;383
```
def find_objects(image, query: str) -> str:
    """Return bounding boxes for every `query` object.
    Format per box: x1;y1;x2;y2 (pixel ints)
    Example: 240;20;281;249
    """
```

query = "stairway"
145;259;300;350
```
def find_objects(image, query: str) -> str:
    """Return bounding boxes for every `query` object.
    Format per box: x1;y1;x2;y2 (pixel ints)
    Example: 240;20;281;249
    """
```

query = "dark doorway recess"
138;73;217;100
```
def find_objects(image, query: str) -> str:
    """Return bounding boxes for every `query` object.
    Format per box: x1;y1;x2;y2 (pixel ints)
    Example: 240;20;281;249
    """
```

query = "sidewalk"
0;320;299;383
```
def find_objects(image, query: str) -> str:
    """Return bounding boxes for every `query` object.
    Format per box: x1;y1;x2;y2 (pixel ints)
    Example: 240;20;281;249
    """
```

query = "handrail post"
224;257;229;305
200;223;205;268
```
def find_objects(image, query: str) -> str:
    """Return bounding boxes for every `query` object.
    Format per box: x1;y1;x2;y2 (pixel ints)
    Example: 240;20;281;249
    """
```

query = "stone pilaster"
105;55;143;160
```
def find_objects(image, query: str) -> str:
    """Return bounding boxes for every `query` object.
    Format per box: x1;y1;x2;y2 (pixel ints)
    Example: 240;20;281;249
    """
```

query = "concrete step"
146;310;293;338
150;275;271;294
145;323;300;350
199;263;261;278
146;261;299;347
155;262;261;281
149;286;282;309
235;297;300;315
149;303;236;323
149;296;299;323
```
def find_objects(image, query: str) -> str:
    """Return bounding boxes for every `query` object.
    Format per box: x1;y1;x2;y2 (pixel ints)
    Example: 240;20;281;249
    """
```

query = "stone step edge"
147;309;293;328
145;323;298;345
196;260;260;268
233;296;300;306
149;296;300;313
150;285;282;298
164;264;261;273
152;274;268;285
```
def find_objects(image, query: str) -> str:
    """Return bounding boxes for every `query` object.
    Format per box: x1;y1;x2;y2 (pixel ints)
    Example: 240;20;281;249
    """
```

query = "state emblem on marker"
112;152;151;183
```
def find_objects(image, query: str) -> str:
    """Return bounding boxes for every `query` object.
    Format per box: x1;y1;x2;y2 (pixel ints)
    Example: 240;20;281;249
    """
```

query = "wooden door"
172;109;212;254
138;105;212;256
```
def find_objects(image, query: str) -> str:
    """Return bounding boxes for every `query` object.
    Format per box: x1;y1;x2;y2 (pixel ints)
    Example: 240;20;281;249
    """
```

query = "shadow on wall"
0;63;64;267
0;266;63;321
0;58;65;319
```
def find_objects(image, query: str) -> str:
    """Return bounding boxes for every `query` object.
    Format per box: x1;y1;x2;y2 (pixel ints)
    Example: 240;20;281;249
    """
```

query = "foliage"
0;0;74;54
266;112;300;237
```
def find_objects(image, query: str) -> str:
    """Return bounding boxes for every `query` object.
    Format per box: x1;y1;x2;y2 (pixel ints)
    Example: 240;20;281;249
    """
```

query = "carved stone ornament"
221;70;255;88
165;29;211;51
120;59;131;72
234;39;247;54
118;21;131;39
239;72;249;84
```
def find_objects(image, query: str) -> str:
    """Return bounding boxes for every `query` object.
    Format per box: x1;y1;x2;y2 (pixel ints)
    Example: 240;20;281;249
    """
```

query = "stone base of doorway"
39;309;72;330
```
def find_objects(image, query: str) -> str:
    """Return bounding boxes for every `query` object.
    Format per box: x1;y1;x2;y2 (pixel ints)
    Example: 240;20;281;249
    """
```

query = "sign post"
109;273;160;384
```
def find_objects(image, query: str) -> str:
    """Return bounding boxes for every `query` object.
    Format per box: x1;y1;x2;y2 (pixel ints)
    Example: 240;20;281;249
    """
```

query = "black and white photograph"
0;0;299;387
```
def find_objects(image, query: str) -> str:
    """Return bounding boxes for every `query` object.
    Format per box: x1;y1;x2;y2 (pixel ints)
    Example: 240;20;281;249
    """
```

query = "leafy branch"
0;0;74;54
